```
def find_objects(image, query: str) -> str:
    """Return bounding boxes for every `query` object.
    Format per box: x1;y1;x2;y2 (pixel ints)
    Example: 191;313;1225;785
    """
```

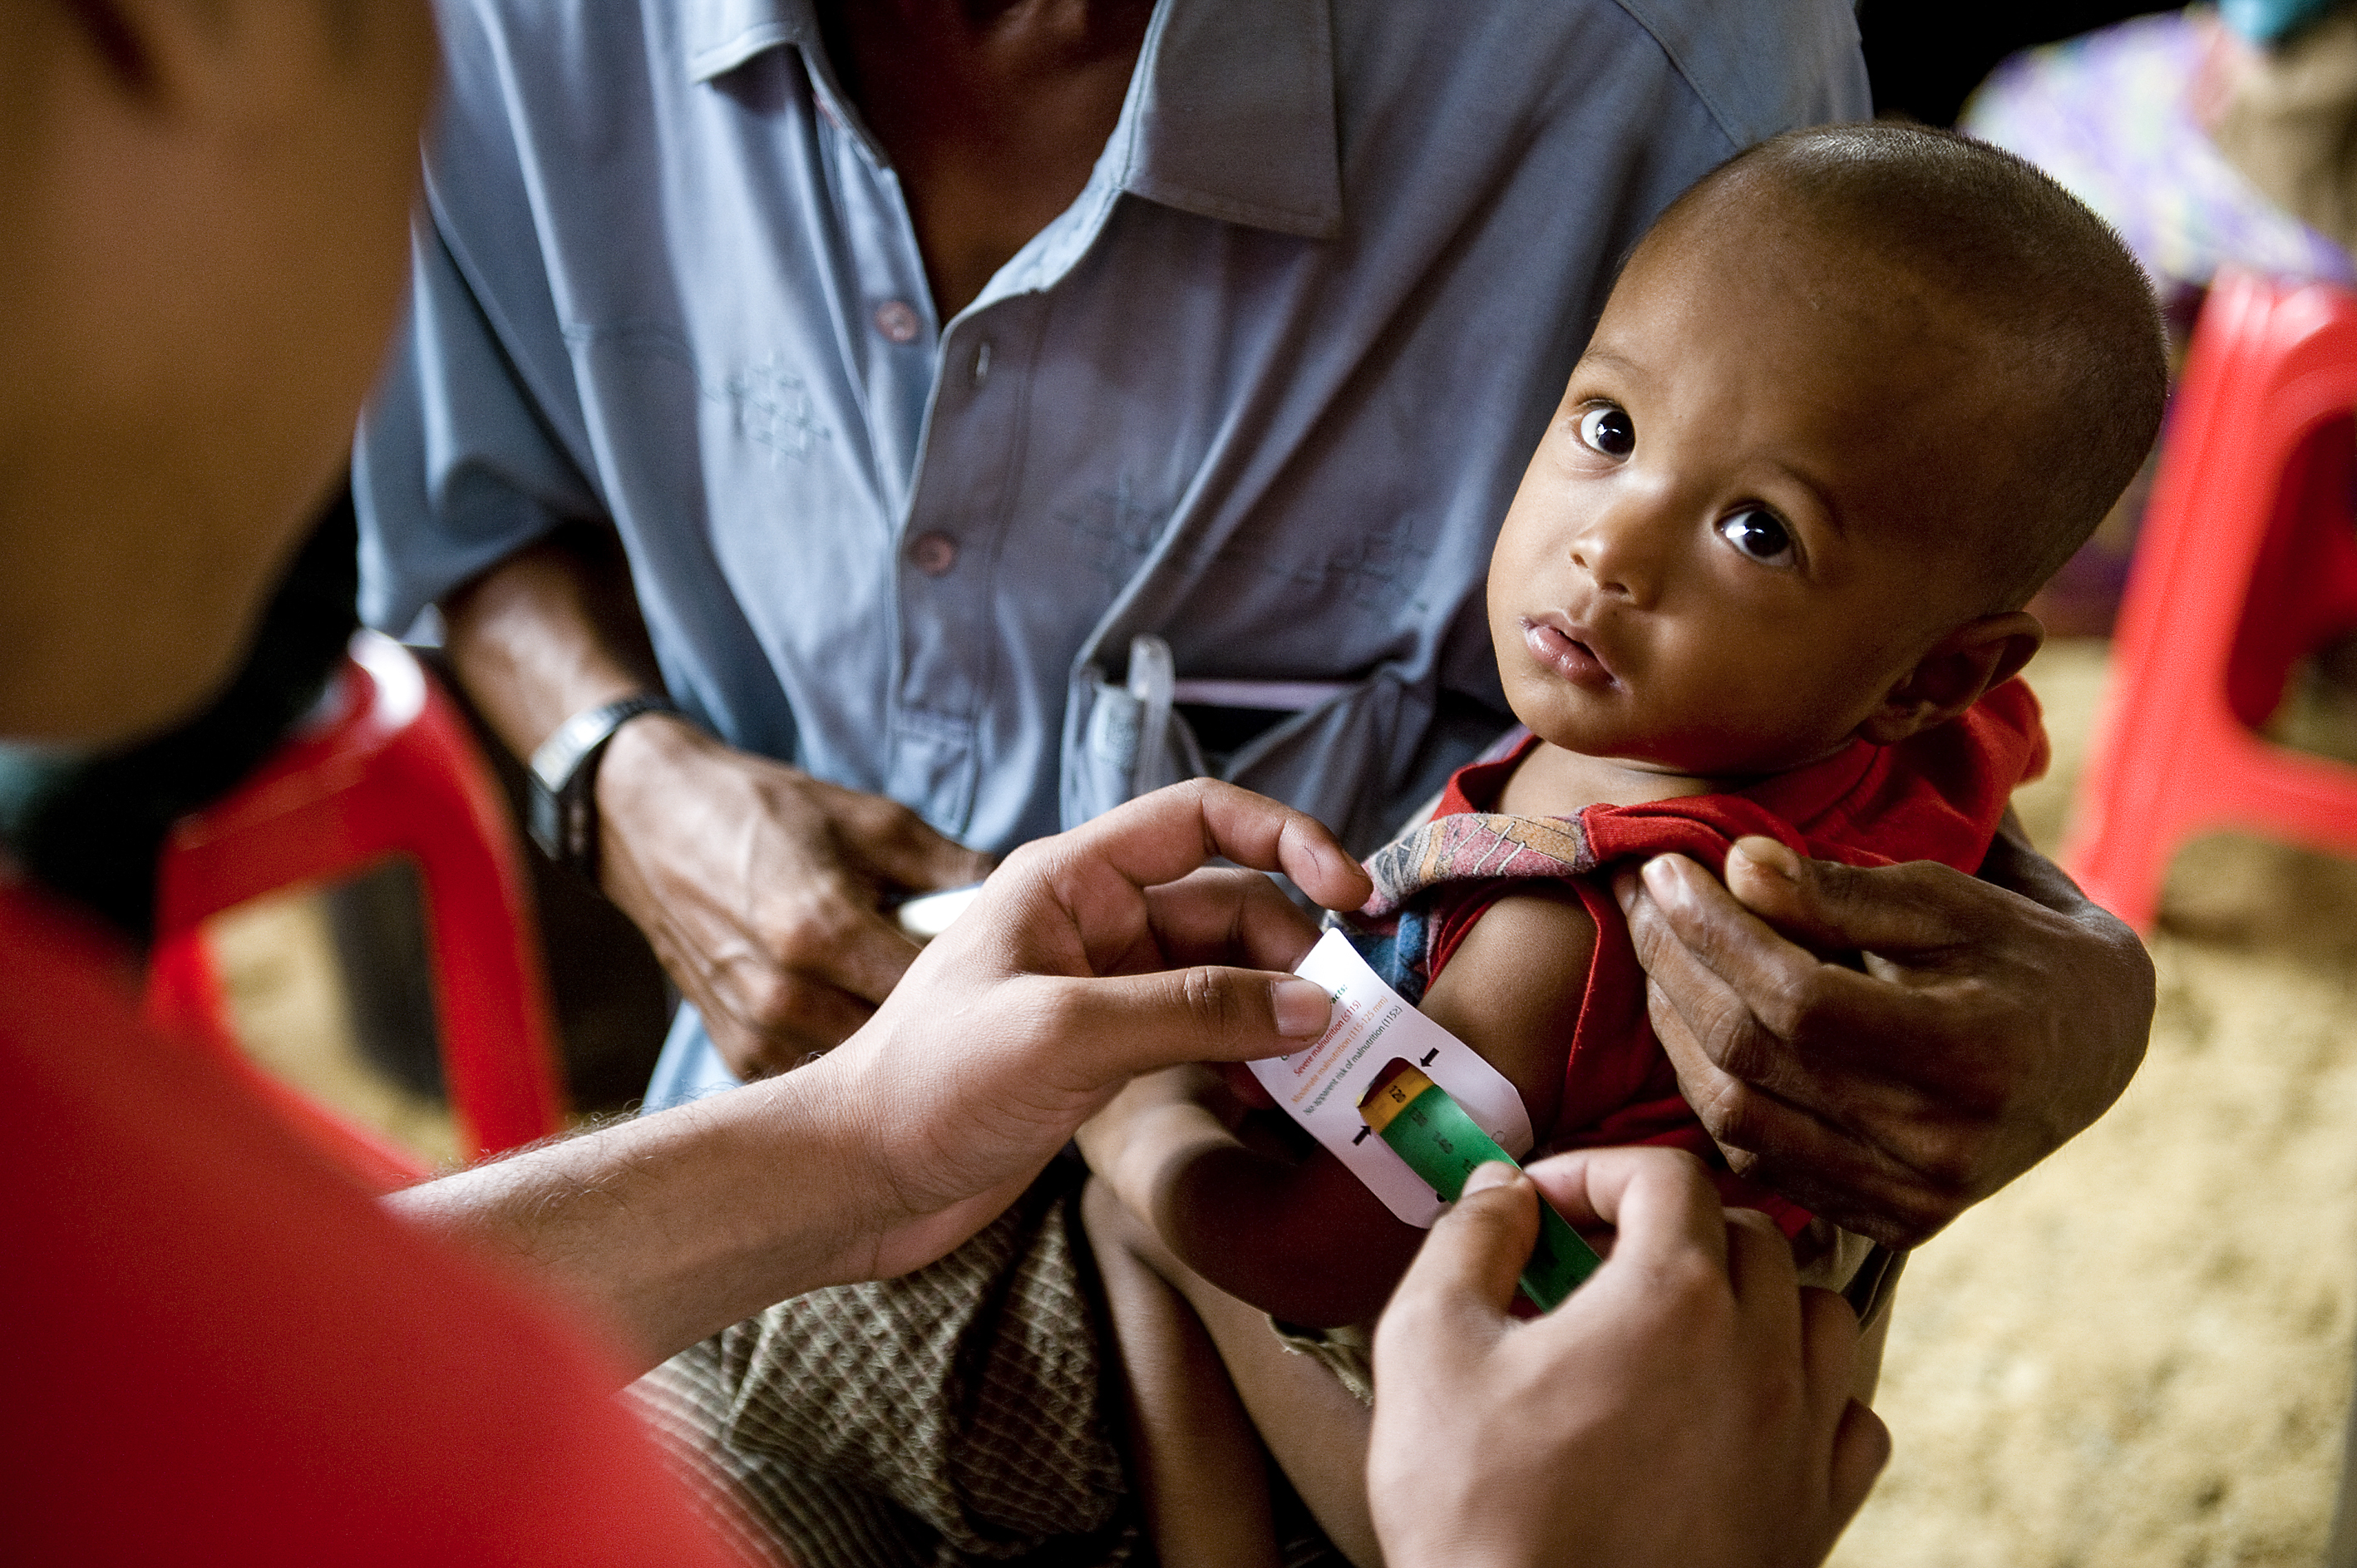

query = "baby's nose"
1570;509;1668;604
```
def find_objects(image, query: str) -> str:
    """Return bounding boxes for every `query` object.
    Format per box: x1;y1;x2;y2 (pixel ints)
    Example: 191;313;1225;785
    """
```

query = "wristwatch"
526;693;679;882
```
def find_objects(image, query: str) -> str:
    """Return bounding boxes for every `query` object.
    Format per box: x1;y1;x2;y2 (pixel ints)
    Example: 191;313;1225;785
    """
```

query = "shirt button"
874;300;921;344
909;530;959;576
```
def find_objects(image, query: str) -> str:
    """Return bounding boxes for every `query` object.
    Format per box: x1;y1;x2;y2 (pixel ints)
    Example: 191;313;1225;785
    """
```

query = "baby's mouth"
1523;616;1616;687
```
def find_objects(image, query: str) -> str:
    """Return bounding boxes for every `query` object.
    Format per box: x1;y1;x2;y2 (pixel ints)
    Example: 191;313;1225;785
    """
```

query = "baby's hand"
1075;1065;1241;1229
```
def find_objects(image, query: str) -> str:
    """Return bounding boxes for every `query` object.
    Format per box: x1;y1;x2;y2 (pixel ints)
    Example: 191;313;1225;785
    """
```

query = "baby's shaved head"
1651;124;2169;607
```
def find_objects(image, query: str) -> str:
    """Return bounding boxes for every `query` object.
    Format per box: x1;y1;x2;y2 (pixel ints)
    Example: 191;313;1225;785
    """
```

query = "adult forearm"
385;1057;881;1378
386;783;1370;1378
440;529;663;758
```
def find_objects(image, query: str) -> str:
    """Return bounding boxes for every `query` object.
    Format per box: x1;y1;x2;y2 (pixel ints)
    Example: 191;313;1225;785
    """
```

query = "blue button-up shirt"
357;0;1866;1100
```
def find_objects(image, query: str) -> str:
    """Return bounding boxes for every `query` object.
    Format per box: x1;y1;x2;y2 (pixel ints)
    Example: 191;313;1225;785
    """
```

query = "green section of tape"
1373;1082;1603;1312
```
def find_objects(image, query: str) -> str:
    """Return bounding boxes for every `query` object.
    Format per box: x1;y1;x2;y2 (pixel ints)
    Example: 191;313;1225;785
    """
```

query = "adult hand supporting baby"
392;778;1373;1372
1371;1147;1888;1568
1614;819;2154;1249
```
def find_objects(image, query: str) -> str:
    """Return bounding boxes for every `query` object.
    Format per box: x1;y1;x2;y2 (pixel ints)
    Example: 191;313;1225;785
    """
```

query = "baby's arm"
1413;884;1594;1141
1078;886;1599;1566
1078;884;1598;1328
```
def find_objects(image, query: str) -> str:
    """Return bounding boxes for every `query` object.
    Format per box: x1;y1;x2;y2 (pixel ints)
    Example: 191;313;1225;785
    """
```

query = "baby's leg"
1082;1176;1281;1568
1084;1178;1381;1568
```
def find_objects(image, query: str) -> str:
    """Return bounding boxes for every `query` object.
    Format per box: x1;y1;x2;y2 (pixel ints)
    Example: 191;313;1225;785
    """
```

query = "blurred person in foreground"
0;2;1883;1563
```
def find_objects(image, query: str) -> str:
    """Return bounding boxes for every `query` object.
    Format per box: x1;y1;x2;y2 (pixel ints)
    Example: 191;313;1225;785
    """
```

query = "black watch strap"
526;693;678;880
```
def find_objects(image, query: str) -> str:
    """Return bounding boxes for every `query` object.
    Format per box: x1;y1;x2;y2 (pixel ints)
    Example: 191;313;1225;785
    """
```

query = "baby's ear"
1856;611;2044;746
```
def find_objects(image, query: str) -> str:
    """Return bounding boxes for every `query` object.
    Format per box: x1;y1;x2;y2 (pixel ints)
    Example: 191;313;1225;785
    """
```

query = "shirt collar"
682;0;812;82
683;0;1342;240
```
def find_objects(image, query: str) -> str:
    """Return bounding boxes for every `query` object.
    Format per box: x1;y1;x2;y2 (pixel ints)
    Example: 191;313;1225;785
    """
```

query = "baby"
1077;121;2167;1566
635;124;2167;1568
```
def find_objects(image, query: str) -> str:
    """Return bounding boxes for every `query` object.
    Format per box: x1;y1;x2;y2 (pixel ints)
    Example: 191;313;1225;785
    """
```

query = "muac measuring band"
1358;1061;1604;1312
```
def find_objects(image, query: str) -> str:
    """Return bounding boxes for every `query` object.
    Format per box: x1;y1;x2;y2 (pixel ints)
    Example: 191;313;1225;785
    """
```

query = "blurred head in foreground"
0;0;435;748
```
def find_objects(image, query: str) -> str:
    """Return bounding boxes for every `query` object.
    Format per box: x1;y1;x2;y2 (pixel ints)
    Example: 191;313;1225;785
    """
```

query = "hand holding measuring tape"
1370;1146;1890;1568
1247;929;1601;1309
818;778;1371;1284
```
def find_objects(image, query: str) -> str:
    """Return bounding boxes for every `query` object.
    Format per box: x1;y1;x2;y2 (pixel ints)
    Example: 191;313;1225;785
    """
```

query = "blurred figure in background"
1964;3;2357;304
1944;3;2357;633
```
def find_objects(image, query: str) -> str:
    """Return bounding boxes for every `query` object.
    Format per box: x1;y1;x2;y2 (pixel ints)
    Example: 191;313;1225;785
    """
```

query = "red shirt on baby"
1349;678;2049;1235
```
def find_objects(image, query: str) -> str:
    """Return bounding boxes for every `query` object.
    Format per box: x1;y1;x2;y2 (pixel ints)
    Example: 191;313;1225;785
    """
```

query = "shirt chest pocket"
1060;633;1446;856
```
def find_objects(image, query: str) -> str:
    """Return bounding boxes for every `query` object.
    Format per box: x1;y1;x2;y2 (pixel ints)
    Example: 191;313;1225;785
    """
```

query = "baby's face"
1488;209;2009;779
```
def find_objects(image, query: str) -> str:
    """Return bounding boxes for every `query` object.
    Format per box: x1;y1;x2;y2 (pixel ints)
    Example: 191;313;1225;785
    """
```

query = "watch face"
526;772;565;860
525;695;676;872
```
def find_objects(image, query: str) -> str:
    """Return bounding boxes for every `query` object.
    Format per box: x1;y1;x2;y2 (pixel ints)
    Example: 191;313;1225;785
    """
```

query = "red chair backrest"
149;632;566;1185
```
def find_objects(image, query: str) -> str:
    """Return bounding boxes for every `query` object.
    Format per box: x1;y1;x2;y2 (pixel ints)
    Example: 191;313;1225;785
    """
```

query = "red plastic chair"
147;630;568;1186
2064;271;2357;931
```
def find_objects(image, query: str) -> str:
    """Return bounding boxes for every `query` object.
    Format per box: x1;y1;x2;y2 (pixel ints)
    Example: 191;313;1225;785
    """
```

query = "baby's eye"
1575;404;1635;458
1716;507;1795;567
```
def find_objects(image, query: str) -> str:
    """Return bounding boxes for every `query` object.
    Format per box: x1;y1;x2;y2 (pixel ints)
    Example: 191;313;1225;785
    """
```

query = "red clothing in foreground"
0;873;732;1566
1358;679;2049;1235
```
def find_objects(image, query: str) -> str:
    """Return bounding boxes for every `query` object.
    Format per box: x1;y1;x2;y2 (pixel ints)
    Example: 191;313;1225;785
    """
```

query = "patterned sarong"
630;1161;1140;1568
629;1158;1346;1567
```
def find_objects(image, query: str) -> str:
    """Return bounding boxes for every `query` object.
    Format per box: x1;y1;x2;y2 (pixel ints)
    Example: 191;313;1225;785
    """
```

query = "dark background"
1859;2;2175;126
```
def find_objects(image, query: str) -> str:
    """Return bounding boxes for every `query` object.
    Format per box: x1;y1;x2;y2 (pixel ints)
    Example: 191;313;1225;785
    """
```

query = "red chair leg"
2065;272;2357;931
